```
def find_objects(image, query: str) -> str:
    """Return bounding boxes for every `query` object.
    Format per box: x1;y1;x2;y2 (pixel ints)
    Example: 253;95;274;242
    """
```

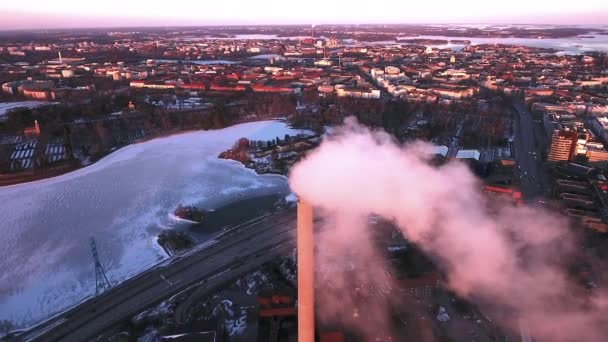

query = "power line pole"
90;237;111;295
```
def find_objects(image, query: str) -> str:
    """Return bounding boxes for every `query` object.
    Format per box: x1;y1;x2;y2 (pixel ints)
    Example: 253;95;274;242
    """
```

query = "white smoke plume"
289;118;608;341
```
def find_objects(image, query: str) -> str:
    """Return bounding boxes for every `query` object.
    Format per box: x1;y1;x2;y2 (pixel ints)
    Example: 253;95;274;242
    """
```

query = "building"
547;130;577;162
336;87;381;99
589;116;608;143
455;149;481;160
432;145;449;157
585;142;608;164
61;69;75;78
483;185;523;204
587;150;608;163
314;59;333;67
257;292;298;341
2;80;54;99
398;272;441;299
429;87;476;99
23;120;40;139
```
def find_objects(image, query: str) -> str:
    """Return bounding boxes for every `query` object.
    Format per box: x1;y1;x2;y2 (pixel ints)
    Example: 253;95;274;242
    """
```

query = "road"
17;208;297;342
511;100;546;200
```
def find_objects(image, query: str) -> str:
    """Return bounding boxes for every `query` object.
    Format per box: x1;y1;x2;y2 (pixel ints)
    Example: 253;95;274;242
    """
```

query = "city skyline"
1;0;608;30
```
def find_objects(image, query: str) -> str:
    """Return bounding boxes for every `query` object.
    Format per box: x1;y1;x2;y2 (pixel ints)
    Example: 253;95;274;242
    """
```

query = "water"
208;34;300;40
396;34;608;54
152;59;239;65
0;120;308;328
180;193;284;242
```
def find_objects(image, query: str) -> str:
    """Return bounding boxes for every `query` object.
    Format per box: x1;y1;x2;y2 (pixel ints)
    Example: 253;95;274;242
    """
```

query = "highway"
18;208;297;342
511;99;546;200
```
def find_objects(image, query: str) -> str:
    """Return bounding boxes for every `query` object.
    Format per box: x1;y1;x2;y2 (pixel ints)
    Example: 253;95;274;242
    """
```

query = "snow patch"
285;193;297;203
436;306;450;322
226;315;247;336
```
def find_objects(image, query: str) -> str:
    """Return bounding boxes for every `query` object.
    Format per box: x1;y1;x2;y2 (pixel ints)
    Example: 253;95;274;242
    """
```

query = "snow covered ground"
0;101;57;118
0;120;310;329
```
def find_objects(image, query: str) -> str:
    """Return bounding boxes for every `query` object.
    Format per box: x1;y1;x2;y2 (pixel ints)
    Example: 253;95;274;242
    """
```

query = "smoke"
313;210;397;339
289;118;608;341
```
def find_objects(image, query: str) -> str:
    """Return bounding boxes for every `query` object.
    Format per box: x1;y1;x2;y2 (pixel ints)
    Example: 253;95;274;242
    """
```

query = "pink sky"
0;0;607;30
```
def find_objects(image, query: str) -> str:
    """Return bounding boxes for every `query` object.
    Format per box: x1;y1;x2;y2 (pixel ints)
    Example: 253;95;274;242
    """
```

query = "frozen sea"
396;34;608;54
0;120;309;328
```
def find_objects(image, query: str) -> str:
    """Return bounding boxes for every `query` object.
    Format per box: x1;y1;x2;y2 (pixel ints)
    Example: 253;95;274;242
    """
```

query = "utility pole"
90;238;111;295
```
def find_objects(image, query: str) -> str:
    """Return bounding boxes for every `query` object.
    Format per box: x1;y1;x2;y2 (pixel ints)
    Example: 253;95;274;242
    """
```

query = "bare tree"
0;319;14;337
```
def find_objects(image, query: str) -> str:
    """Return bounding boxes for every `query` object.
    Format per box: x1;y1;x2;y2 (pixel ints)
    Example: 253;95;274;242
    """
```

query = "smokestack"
58;51;63;64
297;199;315;342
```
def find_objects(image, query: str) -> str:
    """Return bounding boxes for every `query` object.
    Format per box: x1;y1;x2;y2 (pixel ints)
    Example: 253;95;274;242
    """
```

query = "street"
511;100;546;200
19;209;297;342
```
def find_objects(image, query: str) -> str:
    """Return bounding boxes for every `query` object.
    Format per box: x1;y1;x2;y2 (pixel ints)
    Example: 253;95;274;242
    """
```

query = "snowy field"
0;101;57;118
0;120;310;329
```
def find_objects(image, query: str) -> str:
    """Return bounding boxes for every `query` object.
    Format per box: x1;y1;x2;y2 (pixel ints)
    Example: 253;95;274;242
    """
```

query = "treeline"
68;106;235;161
291;95;415;135
0;91;299;173
291;93;511;147
0;93;134;136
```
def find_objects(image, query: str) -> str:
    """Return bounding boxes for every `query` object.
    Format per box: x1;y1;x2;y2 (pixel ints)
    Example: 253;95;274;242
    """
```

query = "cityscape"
1;2;608;342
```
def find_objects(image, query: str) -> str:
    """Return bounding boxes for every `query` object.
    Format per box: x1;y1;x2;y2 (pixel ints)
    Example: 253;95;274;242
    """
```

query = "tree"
234;137;250;151
33;132;49;170
0;319;14;336
0;144;12;173
62;126;74;160
94;122;110;152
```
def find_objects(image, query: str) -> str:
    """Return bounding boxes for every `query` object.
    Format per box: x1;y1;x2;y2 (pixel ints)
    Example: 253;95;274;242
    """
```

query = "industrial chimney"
297;199;315;342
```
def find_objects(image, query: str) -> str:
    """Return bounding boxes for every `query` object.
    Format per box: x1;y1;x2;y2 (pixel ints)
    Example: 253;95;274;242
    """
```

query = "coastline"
0;160;81;187
0;119;301;329
0;119;290;187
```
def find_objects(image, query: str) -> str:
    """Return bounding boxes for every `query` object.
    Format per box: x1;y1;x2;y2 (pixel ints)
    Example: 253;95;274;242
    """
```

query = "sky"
0;0;607;30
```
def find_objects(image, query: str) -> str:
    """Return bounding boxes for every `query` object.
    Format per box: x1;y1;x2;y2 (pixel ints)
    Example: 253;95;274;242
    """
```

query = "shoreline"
0;118;289;187
0;135;295;330
0;160;82;187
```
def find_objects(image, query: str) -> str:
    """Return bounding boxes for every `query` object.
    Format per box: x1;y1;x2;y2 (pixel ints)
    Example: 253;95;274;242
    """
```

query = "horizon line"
0;22;606;33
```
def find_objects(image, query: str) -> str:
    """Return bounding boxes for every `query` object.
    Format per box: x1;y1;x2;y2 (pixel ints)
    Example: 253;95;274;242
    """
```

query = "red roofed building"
181;83;206;90
252;84;296;94
23;120;40;138
209;84;247;92
525;88;554;97
242;73;261;81
130;80;146;88
271;74;296;81
483;185;523;204
225;73;240;81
